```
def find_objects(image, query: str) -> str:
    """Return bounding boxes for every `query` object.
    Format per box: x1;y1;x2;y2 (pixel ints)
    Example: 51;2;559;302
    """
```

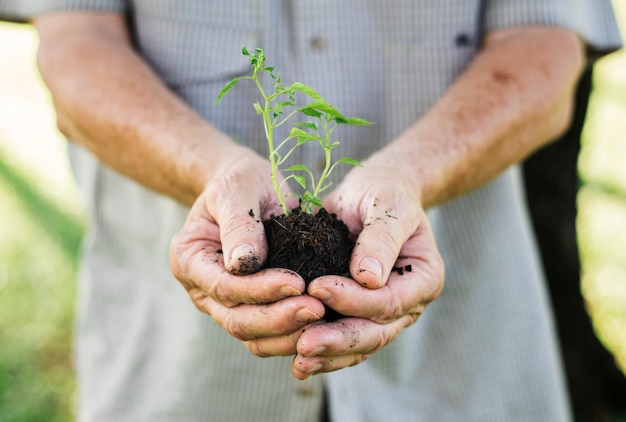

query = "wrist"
176;126;258;205
362;144;426;209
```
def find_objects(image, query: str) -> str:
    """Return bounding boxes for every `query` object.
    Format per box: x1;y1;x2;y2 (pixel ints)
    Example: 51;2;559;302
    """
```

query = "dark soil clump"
263;207;354;321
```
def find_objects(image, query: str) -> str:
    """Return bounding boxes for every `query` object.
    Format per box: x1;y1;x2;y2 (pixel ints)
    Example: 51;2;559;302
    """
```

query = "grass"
578;0;626;374
0;7;625;421
0;160;80;421
0;22;83;421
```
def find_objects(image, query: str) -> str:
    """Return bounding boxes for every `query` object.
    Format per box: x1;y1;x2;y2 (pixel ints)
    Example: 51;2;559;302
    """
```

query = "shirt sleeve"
484;0;623;60
0;0;127;23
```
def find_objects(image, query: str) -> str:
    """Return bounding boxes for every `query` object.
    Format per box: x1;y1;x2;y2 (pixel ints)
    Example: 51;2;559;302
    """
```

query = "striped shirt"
1;1;622;421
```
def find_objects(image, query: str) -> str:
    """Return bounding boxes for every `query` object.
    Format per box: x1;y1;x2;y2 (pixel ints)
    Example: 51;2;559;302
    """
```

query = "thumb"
204;160;298;274
214;186;296;275
221;205;267;275
200;180;274;275
349;201;420;289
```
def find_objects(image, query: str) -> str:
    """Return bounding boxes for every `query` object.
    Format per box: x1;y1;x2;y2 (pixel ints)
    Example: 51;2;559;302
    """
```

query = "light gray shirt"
1;1;622;421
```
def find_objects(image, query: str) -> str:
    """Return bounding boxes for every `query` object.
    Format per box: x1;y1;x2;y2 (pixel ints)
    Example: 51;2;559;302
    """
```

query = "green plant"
215;47;372;215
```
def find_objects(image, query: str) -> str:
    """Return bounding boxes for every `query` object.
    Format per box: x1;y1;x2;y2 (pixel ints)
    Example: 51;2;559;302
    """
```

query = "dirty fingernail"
231;243;254;261
229;243;262;274
310;288;332;302
280;285;302;297
309;363;324;374
310;346;327;356
295;307;321;323
359;256;383;280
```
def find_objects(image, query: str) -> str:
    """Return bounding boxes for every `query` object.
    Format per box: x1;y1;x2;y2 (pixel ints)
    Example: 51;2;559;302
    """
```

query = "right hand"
170;148;325;357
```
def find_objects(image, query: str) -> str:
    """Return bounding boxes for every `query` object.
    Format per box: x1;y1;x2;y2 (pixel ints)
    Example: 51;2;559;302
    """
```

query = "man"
1;1;621;421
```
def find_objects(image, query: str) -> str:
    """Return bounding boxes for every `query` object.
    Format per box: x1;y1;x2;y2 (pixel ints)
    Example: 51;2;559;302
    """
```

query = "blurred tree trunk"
523;68;626;421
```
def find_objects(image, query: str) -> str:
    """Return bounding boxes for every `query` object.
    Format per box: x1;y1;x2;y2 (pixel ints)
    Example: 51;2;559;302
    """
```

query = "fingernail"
359;256;383;280
310;288;332;302
280;285;302;297
231;243;254;261
310;363;324;374
229;243;261;274
310;346;327;356
295;307;321;323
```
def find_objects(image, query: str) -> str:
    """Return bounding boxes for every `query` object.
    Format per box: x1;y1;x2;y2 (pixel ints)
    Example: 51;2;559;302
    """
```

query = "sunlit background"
0;5;625;421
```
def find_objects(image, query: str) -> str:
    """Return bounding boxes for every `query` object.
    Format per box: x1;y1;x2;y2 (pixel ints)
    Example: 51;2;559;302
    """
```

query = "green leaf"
337;157;363;167
253;102;263;115
299;102;344;119
242;46;250;56
289;82;325;102
278;101;296;109
289;127;320;142
299;106;322;118
292;175;307;189
296;121;319;132
284;164;309;172
215;77;242;105
302;192;323;209
296;137;310;146
342;117;374;126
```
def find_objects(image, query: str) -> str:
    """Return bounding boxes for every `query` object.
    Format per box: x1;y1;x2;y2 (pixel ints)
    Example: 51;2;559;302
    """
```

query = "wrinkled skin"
292;155;445;379
170;147;445;378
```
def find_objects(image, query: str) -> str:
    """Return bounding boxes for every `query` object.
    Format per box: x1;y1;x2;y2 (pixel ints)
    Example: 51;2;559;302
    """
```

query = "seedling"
215;47;372;215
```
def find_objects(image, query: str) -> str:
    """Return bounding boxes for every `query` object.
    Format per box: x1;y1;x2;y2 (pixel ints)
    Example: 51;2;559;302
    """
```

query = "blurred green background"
0;5;625;422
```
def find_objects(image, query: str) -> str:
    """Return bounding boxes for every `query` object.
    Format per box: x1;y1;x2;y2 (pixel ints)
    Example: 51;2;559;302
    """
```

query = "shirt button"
298;383;315;397
310;36;326;50
316;156;326;170
455;32;472;47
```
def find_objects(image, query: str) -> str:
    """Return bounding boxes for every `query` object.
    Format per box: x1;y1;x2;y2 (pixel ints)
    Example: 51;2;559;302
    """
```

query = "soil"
263;206;354;321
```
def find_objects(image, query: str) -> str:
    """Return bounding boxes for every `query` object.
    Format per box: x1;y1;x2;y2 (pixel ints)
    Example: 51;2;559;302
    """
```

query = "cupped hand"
170;148;325;357
291;155;445;378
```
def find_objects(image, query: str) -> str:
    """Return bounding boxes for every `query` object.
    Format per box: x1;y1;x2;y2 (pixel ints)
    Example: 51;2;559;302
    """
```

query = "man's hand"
288;26;584;378
170;151;325;357
291;158;444;378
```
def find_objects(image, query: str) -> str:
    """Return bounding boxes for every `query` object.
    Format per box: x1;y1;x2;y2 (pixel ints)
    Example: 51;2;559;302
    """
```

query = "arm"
380;27;585;209
338;26;585;289
35;12;235;205
35;12;324;355
293;26;585;378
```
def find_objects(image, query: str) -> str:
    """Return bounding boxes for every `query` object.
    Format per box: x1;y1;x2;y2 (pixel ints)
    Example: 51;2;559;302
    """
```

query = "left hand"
291;154;445;379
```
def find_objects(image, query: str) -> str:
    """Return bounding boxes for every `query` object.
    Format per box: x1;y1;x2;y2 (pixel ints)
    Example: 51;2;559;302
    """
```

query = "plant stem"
217;49;371;216
254;76;290;215
313;116;332;200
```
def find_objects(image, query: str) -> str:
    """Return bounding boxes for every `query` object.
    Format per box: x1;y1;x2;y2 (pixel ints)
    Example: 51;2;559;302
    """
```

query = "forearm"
378;27;585;209
34;12;244;205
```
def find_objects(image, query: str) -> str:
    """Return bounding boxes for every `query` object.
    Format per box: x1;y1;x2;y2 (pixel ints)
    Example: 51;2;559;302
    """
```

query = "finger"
309;223;444;321
202;294;325;342
202;176;273;275
244;331;302;357
192;261;308;307
291;353;370;380
310;250;443;324
244;321;325;357
291;315;416;379
203;164;299;275
171;230;308;306
350;192;421;289
172;222;327;345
